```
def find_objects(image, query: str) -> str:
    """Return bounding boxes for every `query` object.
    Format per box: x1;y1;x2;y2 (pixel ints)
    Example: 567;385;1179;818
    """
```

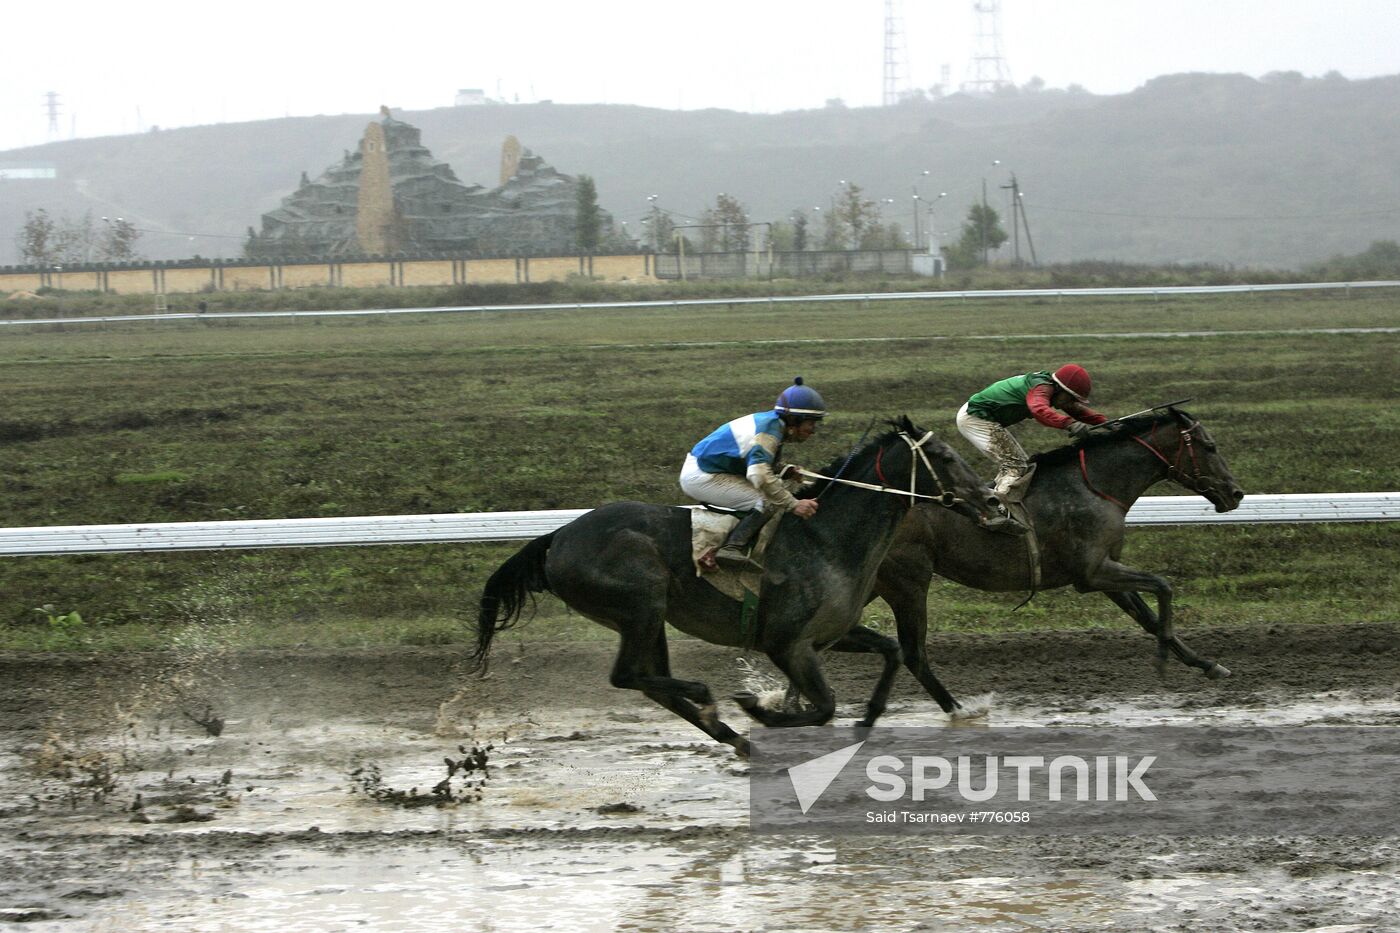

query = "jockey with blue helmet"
680;377;826;572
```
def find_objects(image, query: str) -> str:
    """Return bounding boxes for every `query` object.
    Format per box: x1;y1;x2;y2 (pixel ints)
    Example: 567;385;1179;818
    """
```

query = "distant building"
0;164;57;180
245;108;625;259
454;89;488;106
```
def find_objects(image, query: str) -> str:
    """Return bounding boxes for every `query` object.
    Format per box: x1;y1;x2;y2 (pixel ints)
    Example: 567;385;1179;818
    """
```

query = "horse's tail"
469;531;557;672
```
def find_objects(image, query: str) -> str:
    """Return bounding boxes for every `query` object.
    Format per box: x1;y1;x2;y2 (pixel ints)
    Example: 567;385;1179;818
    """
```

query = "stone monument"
246;109;624;259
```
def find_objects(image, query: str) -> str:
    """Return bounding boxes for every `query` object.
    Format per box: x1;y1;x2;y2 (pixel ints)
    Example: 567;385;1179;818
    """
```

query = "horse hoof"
732;691;760;711
732;737;752;759
1205;662;1232;679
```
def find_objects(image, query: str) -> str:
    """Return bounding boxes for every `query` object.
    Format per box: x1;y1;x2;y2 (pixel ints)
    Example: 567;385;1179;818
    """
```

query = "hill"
2;71;1398;269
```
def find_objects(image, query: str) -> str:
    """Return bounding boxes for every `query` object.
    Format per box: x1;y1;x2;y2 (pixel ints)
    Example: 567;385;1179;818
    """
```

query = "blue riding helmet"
774;376;827;419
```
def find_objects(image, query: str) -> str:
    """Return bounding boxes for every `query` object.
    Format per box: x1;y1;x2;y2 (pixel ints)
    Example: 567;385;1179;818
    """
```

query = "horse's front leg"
1102;591;1230;679
872;574;965;716
1080;558;1177;671
734;641;837;728
826;625;903;728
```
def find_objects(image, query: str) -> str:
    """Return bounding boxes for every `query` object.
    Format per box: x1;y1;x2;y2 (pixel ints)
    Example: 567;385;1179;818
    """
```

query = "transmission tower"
882;0;908;106
44;91;61;138
962;0;1013;94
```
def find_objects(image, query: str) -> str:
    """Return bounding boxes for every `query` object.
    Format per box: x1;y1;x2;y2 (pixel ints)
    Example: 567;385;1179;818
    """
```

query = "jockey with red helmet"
680;377;825;572
957;364;1108;501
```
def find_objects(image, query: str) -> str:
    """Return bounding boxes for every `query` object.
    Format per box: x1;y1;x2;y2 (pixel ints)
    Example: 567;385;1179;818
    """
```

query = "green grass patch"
115;470;191;485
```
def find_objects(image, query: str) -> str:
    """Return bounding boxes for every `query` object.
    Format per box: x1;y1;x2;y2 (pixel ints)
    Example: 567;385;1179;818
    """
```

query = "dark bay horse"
473;417;1001;755
872;408;1246;716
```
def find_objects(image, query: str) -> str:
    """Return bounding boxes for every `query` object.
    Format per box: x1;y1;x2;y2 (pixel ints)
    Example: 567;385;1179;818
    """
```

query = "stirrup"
983;503;1029;535
697;547;720;574
715;545;764;574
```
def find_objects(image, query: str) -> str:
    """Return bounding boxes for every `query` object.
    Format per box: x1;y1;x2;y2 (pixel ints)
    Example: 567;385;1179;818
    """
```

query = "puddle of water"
878;691;1400;730
6;691;1400;931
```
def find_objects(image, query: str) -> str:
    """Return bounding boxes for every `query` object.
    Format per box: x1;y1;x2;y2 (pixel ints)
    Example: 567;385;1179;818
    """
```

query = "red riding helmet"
1052;364;1092;402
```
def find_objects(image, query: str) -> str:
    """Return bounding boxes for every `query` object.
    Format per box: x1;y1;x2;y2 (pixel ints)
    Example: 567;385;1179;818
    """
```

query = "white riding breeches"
679;454;765;511
956;402;1029;496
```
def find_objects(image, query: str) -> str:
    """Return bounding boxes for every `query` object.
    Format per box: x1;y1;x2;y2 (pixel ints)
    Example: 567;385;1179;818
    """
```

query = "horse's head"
1131;408;1246;513
886;415;1004;525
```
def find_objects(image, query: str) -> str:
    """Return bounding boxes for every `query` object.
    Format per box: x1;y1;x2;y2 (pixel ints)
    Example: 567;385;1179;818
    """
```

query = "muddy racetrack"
3;622;1398;931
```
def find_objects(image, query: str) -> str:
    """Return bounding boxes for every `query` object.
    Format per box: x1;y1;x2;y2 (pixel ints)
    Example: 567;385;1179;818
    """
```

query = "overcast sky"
3;0;1398;155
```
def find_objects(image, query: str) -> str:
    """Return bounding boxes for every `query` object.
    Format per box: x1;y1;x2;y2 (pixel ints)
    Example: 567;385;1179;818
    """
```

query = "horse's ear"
898;413;916;433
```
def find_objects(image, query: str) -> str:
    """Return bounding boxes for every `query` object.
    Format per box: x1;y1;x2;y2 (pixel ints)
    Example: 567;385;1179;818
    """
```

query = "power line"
129;226;245;240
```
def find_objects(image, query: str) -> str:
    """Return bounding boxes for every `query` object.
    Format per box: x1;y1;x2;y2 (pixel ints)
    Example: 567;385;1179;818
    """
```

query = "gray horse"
873;407;1246;716
473;417;1001;755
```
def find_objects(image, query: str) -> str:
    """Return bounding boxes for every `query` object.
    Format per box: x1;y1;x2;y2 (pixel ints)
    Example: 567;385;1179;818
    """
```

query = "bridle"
792;430;961;509
1080;414;1219;509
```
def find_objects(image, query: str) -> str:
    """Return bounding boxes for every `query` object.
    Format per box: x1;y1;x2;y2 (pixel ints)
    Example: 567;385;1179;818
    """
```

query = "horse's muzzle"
1212;485;1246;513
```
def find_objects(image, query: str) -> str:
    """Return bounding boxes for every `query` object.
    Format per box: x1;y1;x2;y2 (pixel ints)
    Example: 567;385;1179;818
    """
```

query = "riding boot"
714;509;775;573
984;470;1030;535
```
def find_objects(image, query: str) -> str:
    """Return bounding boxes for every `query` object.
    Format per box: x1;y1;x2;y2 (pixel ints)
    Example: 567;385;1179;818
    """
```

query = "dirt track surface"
3;622;1399;931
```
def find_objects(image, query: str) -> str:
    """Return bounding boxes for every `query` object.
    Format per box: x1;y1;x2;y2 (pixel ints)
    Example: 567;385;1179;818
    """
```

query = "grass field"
1;286;1396;650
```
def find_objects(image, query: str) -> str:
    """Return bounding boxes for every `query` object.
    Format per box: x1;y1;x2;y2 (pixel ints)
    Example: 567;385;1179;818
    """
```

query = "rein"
794;431;960;507
1079;418;1214;509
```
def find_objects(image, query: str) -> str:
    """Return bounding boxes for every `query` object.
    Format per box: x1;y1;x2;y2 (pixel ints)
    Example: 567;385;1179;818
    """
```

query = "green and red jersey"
966;371;1106;429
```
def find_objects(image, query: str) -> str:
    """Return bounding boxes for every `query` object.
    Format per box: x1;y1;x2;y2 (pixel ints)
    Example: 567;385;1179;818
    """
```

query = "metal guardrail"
0;494;1395;556
2;281;1398;328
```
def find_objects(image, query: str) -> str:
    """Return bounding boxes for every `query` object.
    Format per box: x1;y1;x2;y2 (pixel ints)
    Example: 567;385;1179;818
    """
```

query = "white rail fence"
2;281;1398;328
0;494;1395;556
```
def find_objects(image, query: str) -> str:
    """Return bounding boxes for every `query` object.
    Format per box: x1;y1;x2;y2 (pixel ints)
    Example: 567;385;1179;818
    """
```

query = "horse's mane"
1030;409;1191;469
797;416;919;499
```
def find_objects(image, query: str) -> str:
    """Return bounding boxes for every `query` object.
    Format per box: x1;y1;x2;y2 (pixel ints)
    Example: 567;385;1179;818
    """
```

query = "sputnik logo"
787;740;866;814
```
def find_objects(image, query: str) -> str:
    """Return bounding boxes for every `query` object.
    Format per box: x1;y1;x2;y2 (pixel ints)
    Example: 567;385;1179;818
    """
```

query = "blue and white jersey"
690;411;784;476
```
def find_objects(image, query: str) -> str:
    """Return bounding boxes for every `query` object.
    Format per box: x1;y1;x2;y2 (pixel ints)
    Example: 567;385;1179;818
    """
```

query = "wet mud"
2;622;1398;931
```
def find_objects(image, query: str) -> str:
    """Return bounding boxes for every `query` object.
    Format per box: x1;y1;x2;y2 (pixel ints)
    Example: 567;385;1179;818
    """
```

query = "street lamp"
981;160;1001;264
645;195;660;251
911;170;930;249
925;192;947;254
95;215;125;263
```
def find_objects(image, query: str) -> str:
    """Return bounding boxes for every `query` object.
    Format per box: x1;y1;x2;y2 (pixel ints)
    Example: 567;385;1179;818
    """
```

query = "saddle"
689;507;776;600
689;507;778;648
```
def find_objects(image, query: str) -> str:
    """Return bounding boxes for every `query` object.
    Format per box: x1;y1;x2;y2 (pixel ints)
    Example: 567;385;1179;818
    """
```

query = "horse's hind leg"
1102;591;1230;679
735;643;836;728
827;625;903;728
644;689;751;757
610;623;751;754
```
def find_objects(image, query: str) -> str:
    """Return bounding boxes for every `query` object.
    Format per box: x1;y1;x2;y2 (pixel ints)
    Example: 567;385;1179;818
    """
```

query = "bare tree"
835;184;880;249
99;217;142;261
14;209;143;265
16;209;57;264
713;194;750;251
